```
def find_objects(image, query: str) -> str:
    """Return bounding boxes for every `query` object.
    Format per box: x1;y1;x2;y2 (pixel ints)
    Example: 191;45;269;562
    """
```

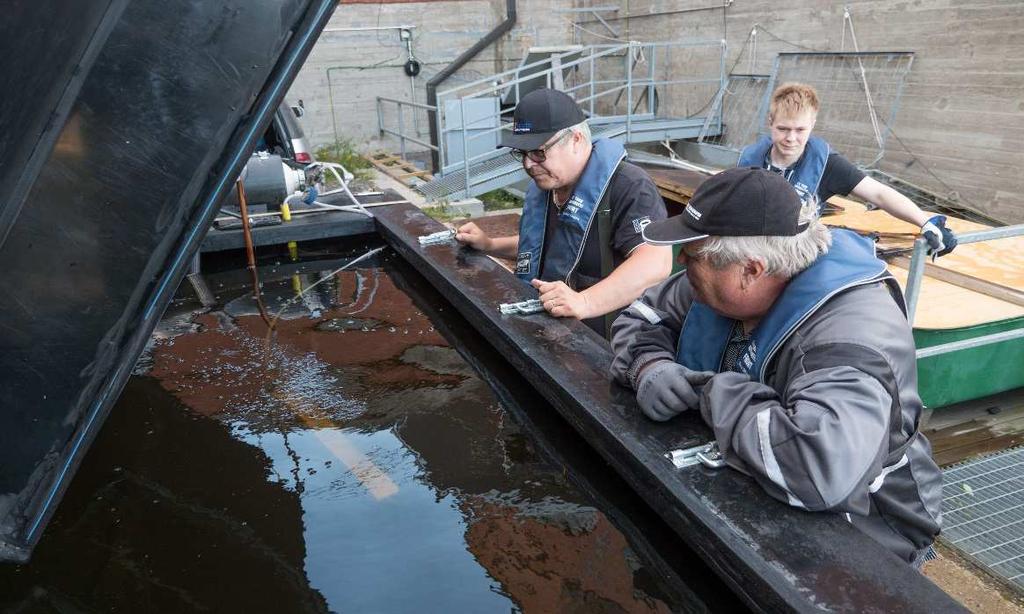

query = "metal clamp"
417;229;455;246
499;299;545;315
665;441;727;470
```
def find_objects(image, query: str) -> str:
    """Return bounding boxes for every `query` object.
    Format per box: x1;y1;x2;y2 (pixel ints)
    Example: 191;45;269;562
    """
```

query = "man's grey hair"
694;220;833;278
566;119;591;144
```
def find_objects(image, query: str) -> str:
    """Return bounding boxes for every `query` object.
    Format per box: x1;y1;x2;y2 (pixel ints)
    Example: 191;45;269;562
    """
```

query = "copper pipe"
236;179;274;328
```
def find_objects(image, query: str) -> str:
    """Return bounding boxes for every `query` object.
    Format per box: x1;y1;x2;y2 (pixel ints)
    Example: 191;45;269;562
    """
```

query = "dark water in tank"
0;241;735;613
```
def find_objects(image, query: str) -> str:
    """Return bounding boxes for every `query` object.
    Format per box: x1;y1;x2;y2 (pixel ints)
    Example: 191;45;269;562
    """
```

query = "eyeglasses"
510;130;570;163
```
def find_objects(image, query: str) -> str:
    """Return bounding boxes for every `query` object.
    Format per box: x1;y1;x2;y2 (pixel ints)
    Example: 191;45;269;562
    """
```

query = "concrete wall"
287;0;569;155
571;0;1024;223
288;0;1024;223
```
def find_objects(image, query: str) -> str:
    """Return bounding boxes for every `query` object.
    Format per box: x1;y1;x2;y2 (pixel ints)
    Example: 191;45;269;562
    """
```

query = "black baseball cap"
642;167;809;245
498;88;586;151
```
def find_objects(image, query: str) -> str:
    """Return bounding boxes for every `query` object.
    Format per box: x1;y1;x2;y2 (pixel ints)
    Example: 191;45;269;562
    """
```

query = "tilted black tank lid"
0;0;337;562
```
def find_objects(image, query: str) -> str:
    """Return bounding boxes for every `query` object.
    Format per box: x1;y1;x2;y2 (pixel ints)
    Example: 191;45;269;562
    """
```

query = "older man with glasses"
456;88;672;337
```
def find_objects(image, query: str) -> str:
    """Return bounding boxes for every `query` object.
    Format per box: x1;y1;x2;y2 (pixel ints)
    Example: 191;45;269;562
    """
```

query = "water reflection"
0;249;690;612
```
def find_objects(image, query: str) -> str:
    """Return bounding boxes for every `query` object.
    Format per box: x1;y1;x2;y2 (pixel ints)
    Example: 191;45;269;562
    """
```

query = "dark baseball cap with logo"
642;167;809;245
498;88;586;151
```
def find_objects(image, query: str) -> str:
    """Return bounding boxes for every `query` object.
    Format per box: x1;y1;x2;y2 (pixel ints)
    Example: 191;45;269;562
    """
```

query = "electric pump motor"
225;152;306;210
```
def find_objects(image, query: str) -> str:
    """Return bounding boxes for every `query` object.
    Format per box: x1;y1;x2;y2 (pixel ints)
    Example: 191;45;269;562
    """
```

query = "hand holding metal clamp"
665;441;727;469
498;299;546;315
417;229;456;246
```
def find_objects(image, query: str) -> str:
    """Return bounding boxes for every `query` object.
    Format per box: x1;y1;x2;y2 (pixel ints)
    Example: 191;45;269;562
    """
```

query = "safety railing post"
460;97;471;198
589;52;595;117
904;238;928;326
397;102;407;161
376;96;384;137
718;39;727;134
625;44;633;140
648;44;656;116
436;94;446;170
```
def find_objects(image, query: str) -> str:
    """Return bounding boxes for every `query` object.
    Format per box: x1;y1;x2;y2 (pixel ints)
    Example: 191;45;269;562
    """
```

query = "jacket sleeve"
699;342;895;515
609;272;691;388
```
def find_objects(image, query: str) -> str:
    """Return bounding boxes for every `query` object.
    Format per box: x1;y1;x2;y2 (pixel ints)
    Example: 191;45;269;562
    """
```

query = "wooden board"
822;198;1024;329
365;151;433;187
886;266;1024;329
923;388;1024;467
643;167;708;206
827;199;1024;289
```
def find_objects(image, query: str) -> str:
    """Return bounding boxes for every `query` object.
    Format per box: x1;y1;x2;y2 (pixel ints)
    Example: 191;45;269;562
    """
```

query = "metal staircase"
416;117;710;201
378;40;728;201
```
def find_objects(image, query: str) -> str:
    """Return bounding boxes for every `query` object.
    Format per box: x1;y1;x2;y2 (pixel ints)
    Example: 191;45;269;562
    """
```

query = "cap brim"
641;216;709;246
497;130;559;151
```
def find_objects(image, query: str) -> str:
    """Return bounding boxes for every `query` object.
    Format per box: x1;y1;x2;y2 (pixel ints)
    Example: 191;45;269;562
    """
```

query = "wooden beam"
890;256;1024;308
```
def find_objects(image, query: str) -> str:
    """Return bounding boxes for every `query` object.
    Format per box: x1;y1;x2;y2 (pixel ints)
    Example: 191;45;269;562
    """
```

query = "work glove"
920;215;958;258
636;361;715;422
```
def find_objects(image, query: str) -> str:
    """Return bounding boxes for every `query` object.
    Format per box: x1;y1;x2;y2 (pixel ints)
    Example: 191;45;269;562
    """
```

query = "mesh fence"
698;74;770;151
942;446;1024;590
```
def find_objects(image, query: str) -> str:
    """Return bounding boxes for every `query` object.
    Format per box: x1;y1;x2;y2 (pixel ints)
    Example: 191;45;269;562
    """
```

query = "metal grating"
942;445;1024;589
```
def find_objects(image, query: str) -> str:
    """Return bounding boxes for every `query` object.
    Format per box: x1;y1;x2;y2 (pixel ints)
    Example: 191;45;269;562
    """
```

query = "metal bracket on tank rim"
666;441;727;469
417;229;455;246
498;299;546;315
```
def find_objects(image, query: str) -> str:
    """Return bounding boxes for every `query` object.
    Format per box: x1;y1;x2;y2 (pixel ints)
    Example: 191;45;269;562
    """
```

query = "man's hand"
455;221;492;251
920;215;958;258
531;279;593;319
635;361;715;422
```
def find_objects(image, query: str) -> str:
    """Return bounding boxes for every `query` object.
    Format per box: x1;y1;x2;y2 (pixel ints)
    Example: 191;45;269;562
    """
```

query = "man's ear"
743;259;766;283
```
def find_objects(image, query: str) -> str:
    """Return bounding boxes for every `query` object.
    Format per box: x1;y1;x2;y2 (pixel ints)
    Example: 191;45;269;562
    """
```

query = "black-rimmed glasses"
510;130;570;163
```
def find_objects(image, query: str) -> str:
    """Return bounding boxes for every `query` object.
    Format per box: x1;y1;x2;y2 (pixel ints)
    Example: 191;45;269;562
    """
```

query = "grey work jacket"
610;272;943;563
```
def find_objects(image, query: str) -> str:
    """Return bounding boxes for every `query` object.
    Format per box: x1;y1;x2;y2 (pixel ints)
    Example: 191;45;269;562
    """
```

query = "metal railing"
906;223;1024;358
375;96;438;163
376;39;727;198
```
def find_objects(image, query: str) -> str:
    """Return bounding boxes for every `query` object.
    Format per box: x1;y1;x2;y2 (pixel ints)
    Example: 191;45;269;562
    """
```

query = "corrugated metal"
942;446;1024;589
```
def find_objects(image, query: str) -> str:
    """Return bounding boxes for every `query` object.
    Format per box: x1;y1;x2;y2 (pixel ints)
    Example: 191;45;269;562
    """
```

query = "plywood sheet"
827;198;1024;328
887;265;1024;329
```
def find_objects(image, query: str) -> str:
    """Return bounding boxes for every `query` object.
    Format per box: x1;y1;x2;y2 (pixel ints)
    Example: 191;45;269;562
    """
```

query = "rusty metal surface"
374;202;965;613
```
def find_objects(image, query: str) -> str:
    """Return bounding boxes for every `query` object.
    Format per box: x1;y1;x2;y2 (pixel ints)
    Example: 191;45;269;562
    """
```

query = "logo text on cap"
685;205;702;221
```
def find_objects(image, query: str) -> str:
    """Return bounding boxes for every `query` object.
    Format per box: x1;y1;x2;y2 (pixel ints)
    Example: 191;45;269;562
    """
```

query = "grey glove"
636;361;716;422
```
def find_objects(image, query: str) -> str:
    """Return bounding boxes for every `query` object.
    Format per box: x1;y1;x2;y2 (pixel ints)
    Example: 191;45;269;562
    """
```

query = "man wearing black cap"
609;167;942;565
455;88;671;336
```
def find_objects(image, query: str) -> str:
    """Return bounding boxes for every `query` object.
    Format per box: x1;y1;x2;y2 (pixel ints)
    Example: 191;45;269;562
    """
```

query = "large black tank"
0;0;337;562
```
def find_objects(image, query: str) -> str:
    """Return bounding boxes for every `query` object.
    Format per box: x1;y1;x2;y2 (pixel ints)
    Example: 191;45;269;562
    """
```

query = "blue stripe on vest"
738;135;830;214
515;138;626;284
676;230;897;381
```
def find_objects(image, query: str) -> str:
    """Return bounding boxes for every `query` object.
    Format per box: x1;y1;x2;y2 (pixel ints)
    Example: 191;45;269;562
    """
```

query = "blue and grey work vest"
514;138;626;286
675;230;901;381
738;135;830;214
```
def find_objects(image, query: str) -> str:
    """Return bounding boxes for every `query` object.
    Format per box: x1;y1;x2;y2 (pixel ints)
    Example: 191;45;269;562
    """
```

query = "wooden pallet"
923;388;1024;466
365;151;433;187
